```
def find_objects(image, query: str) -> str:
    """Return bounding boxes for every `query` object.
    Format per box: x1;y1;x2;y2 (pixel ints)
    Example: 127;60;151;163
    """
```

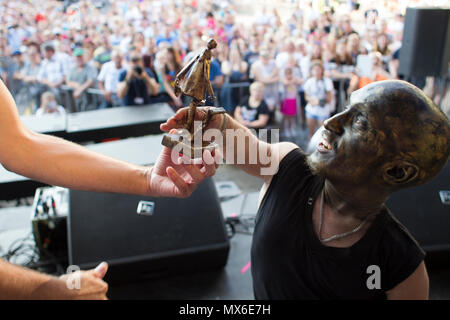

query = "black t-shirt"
238;96;269;123
251;148;426;300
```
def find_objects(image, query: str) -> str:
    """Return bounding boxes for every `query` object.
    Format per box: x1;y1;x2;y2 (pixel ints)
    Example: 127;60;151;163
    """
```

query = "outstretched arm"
0;80;218;198
161;107;298;186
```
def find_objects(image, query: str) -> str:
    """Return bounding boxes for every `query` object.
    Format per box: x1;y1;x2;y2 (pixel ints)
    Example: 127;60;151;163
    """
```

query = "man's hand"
73;87;83;99
58;262;109;300
148;144;221;198
126;68;138;81
103;90;112;102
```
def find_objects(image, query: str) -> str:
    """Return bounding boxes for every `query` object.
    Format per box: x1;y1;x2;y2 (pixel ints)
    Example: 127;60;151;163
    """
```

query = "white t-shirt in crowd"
303;76;335;118
97;61;126;93
36;105;66;116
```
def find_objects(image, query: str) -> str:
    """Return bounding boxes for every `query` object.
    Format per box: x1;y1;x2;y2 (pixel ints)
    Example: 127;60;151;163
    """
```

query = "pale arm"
0;80;217;198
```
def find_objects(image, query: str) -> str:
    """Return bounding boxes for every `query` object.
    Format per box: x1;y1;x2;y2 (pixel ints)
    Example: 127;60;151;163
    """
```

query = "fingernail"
96;261;107;271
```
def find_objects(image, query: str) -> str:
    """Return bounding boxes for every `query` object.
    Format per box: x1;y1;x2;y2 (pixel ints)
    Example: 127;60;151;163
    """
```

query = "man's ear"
382;161;419;186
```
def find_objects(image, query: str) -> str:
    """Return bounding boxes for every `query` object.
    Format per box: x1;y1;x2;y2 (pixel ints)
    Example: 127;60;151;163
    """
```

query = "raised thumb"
92;261;108;279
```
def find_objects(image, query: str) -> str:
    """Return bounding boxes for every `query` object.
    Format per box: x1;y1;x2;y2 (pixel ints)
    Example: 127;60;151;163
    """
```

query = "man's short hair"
130;53;142;62
310;59;323;72
43;44;55;52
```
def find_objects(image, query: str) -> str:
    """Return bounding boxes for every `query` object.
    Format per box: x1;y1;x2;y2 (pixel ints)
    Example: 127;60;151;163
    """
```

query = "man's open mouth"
317;137;333;153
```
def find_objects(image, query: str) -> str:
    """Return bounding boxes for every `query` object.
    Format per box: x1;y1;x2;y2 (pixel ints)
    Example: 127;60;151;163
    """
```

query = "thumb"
91;262;108;279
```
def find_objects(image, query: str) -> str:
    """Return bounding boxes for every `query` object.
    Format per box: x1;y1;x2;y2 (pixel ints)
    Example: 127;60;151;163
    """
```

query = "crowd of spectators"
1;0;447;140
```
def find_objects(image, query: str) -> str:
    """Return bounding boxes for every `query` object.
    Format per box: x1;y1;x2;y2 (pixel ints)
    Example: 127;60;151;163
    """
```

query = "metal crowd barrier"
60;85;104;113
12;79;351;115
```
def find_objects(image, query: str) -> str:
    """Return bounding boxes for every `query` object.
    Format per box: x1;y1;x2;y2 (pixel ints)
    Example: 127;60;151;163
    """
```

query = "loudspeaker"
386;162;450;252
399;7;450;77
67;178;230;284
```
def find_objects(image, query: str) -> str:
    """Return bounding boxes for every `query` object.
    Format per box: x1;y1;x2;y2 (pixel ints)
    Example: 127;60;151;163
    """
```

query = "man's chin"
306;152;330;178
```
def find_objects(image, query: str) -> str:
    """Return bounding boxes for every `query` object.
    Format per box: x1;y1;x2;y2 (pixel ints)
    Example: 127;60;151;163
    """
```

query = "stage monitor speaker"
399;7;450;77
386;162;450;253
67;178;230;284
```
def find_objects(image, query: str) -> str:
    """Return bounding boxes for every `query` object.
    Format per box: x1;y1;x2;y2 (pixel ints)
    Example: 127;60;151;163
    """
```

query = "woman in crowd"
234;81;270;130
303;60;335;139
280;66;300;138
347;51;392;94
153;48;183;110
221;43;248;114
249;49;279;125
328;40;355;109
346;33;364;65
374;33;392;71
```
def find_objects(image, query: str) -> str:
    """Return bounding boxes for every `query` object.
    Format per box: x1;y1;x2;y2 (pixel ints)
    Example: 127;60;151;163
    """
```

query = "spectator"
250;48;279;123
328;40;355;109
304;60;335;139
348;51;392;95
97;50;125;108
153;47;183;109
280;67;300;138
117;53;160;106
36;91;66;116
221;43;248;113
243;33;260;78
209;46;225;104
346;33;363;65
66;48;98;111
37;44;65;93
14;47;43;113
234;81;270;129
10;50;25;96
374;33;392;71
275;38;300;70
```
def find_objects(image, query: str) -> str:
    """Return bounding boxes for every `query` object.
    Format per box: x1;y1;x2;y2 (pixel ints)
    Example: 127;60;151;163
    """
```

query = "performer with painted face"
162;80;450;299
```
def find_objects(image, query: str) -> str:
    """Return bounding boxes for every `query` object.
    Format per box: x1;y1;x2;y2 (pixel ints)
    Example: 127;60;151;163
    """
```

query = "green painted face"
307;80;450;190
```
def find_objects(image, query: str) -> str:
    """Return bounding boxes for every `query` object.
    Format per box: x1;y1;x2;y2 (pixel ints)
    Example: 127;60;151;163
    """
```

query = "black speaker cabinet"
399;7;450;77
67;178;230;284
386;162;450;253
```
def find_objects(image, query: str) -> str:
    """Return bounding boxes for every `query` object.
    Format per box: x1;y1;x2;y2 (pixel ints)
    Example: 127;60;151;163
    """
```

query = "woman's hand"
147;144;221;198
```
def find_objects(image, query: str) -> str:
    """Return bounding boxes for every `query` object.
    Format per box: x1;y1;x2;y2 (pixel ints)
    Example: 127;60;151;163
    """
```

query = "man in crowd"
117;53;160;106
162;80;450;299
66;48;98;111
37;45;65;92
97;50;125;108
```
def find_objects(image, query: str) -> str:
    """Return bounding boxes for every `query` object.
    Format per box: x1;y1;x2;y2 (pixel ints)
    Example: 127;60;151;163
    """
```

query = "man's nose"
324;111;349;135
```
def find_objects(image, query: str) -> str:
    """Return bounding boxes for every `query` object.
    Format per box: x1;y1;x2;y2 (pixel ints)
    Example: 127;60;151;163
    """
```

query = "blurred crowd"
1;0;448;139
